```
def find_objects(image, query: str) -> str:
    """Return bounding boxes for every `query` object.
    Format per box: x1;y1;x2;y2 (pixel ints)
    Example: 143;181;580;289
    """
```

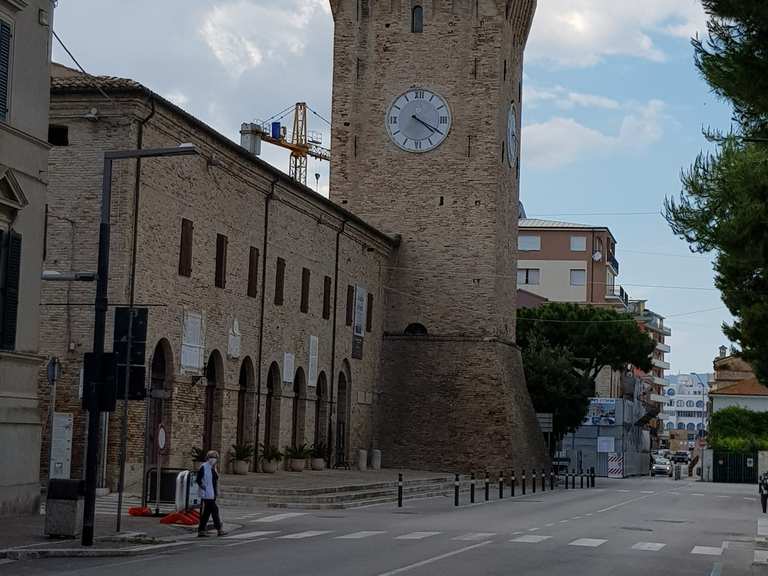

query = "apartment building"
517;219;629;310
659;373;711;446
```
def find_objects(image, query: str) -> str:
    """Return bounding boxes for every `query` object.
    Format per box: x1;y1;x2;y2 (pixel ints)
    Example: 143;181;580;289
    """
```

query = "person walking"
196;450;227;537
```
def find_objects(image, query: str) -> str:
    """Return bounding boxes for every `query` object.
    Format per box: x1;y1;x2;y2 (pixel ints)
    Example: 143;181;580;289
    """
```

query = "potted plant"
229;443;254;475
259;444;283;474
310;443;326;471
285;443;312;472
190;446;206;470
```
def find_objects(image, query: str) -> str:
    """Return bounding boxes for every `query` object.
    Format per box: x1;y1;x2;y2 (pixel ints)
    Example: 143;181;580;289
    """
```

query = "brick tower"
329;0;547;472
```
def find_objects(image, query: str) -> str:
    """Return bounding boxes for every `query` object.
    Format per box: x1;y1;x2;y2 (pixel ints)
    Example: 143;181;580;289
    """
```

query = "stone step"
220;475;453;496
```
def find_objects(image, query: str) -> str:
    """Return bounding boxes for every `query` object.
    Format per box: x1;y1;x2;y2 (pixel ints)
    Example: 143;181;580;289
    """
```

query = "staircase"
219;475;456;510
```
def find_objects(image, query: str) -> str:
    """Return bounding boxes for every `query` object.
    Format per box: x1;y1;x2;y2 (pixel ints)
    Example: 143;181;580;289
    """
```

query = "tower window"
412;5;423;33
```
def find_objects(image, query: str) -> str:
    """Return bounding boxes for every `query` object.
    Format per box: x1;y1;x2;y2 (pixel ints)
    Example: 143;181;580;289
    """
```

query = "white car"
651;457;673;477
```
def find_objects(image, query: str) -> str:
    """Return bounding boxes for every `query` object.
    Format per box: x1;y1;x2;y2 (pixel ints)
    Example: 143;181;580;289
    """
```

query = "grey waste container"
45;479;84;538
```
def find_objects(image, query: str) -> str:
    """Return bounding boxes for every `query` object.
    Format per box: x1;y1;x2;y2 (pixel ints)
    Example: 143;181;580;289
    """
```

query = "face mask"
208;458;217;466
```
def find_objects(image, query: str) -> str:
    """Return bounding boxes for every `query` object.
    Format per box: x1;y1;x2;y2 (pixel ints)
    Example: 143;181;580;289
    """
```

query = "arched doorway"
335;362;351;465
203;350;223;452
263;362;281;449
291;368;307;449
148;339;173;466
314;372;328;449
237;357;255;447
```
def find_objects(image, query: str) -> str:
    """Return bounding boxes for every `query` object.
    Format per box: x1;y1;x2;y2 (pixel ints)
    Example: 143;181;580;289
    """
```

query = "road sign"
158;424;166;450
748;457;755;468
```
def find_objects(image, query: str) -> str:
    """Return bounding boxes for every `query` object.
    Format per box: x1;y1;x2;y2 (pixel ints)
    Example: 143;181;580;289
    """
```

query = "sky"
51;0;734;374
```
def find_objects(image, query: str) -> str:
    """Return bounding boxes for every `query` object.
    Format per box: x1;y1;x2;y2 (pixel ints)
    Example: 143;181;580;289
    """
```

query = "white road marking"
224;530;278;540
510;535;551;543
571;516;583;520
251;512;307;523
569;538;607;548
632;542;666;551
597;493;656;513
559;520;568;523
745;497;757;502
715;495;730;499
278;530;332;540
759;519;768;537
691;546;722;556
453;532;497;541
336;531;387;540
669;491;681;495
0;559;16;566
223;538;270;547
528;527;540;532
691;493;705;496
640;491;655;494
375;541;492;576
616;489;631;493
585;513;593;517
395;531;442;540
545;523;555;527
754;550;768;564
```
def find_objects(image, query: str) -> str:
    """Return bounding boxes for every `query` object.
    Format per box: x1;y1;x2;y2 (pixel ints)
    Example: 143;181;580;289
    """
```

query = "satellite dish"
592;251;602;262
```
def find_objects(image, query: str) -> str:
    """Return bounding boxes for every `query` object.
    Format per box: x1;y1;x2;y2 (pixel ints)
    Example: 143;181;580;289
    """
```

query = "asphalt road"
4;475;765;576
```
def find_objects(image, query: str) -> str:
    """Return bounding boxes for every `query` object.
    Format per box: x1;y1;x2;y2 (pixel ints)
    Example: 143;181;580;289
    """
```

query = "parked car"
671;451;689;464
651;457;673;477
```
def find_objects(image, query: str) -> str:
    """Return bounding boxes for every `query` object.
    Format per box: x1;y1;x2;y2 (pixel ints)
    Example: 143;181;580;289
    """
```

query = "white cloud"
522;100;667;169
565;92;620;110
527;0;706;68
523;85;620;111
200;0;330;77
164;90;189;108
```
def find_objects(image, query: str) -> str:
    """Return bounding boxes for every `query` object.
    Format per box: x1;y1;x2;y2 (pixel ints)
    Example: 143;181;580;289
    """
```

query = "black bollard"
484;472;490;502
454;473;460;507
398;473;403;507
470;472;475;504
580;471;584;489
592;467;596;488
762;493;767;514
571;469;576;489
541;469;546;492
550;469;555;491
511;471;516;497
532;469;536;494
522;469;527;495
499;472;504;500
564;469;568;490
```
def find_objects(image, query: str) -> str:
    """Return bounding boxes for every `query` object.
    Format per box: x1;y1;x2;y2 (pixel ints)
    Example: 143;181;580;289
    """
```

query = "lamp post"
82;145;198;546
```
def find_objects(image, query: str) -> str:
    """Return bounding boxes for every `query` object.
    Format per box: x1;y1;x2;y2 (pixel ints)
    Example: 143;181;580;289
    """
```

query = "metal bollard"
470;472;476;504
454;473;460;507
499;471;504;500
762;492;767;514
542;469;546;492
580;471;584;489
591;467;596;488
532;469;536;494
398;473;403;508
550;469;555;491
484;472;490;502
511;471;516;497
522;469;527;495
571;469;576;489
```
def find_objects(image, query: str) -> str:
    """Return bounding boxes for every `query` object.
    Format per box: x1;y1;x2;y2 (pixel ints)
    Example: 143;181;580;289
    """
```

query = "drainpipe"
253;177;278;470
326;219;346;465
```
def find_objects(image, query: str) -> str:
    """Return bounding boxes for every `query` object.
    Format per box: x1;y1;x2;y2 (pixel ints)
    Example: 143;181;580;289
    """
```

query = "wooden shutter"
0;21;10;121
274;257;285;305
366;293;373;332
178;218;193;277
215;233;227;288
322;276;332;319
345;285;354;326
247;247;259;298
1;230;21;350
300;267;310;313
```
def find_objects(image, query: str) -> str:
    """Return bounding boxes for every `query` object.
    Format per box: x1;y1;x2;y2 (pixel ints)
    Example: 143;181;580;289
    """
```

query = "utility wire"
52;29;114;103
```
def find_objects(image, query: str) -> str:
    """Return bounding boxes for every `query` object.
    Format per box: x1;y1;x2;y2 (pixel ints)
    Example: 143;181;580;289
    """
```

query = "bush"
285;443;312;459
259;444;284;462
709;406;768;453
229;443;254;462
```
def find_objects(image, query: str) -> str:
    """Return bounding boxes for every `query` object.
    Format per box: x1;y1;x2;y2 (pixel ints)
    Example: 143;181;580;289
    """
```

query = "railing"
605;285;630;308
608;253;619;274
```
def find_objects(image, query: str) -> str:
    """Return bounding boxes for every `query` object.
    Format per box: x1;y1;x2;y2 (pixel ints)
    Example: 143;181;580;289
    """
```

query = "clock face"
507;103;518;165
386;88;452;153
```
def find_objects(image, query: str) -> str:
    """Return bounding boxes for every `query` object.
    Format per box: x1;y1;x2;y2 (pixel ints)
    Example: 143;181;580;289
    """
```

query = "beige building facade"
0;0;53;516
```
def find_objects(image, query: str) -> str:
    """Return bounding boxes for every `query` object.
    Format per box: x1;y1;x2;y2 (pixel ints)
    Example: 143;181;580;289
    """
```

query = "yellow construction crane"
240;102;331;187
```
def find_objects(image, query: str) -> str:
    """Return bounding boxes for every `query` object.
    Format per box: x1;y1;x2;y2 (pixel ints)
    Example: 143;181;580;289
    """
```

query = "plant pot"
310;458;326;471
262;459;279;474
290;458;306;472
234;460;249;475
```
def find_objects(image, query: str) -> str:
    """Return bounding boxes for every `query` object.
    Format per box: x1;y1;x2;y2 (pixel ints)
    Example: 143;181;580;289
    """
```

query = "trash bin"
174;470;201;512
45;479;84;538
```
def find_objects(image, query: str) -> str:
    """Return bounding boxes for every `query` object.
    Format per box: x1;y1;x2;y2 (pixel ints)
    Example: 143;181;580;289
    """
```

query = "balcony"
605;285;630;309
608;253;619;275
652;375;666;386
652;357;670;370
656;342;671;353
663;326;672;336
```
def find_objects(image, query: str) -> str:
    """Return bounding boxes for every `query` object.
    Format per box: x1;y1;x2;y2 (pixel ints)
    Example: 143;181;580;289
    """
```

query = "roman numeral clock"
386;88;452;153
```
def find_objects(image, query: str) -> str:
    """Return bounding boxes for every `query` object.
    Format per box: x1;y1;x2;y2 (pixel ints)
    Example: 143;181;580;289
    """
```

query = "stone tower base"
377;336;548;474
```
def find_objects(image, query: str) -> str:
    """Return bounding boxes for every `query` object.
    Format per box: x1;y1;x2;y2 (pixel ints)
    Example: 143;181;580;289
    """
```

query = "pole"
397;473;403;508
522;469;526;495
499;471;504;500
532;469;536;494
46;358;58;484
454;474;459;507
511;470;515;497
116;309;134;533
550;469;555;491
541;469;545;492
470;472;475;504
82;157;113;547
484;472;489;502
140;353;152;507
571;469;576;489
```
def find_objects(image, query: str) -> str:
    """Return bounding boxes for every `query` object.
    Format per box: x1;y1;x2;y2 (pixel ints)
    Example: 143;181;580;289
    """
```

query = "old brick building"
40;0;547;490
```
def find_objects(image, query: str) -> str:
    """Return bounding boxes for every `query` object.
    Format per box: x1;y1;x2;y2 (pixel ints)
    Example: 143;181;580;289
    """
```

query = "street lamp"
82;145;198;547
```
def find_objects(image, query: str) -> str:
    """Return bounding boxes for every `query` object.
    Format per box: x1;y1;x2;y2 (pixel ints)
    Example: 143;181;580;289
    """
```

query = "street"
4;476;764;576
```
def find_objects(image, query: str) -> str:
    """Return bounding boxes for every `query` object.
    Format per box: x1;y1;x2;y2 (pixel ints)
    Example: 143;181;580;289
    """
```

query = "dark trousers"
198;499;222;532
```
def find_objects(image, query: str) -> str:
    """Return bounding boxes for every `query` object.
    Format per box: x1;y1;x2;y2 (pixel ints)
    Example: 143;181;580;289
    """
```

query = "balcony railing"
605;285;630;308
656;342;671;353
652;357;670;370
608;253;619;274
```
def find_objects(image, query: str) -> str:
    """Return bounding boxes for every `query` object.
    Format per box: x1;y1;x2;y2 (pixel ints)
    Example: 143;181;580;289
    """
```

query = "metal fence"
712;451;757;484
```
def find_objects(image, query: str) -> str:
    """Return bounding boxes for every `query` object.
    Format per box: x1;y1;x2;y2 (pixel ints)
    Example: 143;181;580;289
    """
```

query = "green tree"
664;0;768;382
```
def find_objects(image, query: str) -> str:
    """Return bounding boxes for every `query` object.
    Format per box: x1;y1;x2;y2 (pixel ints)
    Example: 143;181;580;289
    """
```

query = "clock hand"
411;114;443;135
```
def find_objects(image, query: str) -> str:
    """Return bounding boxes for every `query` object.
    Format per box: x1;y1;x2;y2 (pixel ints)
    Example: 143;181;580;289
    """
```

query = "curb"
1;540;190;560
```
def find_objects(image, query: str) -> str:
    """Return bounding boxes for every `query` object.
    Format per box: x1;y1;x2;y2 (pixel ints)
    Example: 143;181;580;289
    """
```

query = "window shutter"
215;233;227;288
1;231;21;350
274;257;285;306
322;276;332;319
247;247;259;298
345;285;354;326
300;268;310;313
366;293;373;333
178;218;193;277
0;21;10;121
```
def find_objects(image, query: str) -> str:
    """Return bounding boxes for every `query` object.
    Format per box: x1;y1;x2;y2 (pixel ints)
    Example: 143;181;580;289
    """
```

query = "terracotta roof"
710;378;768;396
519;218;596;229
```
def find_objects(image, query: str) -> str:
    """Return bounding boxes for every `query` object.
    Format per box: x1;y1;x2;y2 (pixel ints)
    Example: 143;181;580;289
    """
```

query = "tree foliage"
709;406;768;453
665;0;768;383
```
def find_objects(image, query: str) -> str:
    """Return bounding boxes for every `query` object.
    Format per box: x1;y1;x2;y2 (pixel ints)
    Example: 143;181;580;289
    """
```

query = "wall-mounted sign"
352;285;366;360
582;398;617;426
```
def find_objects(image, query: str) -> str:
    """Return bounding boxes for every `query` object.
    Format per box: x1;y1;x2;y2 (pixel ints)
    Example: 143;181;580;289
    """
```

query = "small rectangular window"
215;233;227;288
300;267;311;313
366;293;373;332
411;5;423;33
247;247;259;298
517;268;540;286
48;125;69;146
322;276;332;320
274;257;286;306
570;236;587;251
178;218;193;277
518;235;541;251
345;285;354;326
0;20;10;122
570;269;586;286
